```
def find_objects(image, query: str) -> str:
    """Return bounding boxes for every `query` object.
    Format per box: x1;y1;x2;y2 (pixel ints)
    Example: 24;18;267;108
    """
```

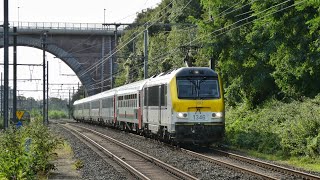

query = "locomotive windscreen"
177;77;220;99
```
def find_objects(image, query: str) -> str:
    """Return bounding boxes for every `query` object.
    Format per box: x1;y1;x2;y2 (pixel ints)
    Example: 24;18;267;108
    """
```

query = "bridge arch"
16;36;93;96
0;36;94;96
0;24;122;96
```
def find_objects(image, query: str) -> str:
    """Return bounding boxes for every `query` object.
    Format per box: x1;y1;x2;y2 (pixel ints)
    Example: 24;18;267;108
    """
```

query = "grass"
73;160;84;170
228;146;320;172
50;139;83;170
225;94;320;172
53;141;74;159
282;158;320;172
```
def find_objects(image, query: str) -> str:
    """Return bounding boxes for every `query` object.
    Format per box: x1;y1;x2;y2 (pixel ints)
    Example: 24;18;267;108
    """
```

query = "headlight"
177;112;188;118
212;112;223;118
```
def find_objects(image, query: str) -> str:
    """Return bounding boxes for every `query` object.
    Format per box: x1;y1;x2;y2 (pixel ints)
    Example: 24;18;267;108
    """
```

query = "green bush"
0;118;62;179
48;110;67;119
226;94;320;158
30;109;41;119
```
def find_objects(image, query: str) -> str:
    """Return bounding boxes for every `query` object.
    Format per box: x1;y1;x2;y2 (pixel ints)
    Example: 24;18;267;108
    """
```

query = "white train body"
73;67;225;144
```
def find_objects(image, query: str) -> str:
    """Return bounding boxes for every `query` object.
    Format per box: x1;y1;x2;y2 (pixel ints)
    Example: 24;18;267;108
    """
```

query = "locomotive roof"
175;67;218;77
145;67;217;86
73;67;217;105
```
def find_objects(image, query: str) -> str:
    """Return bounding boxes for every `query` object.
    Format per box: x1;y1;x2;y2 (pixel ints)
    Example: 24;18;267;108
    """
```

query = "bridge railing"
2;21;127;31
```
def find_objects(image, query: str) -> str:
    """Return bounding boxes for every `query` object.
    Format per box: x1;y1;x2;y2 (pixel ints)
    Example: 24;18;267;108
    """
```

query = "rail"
211;149;320;180
68;123;197;180
1;21;127;31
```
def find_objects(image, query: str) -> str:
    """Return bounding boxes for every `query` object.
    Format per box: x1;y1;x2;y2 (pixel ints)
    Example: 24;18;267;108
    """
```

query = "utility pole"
17;6;20;28
68;89;71;119
46;60;49;125
3;0;9;129
42;31;47;125
104;9;106;25
101;36;105;92
1;73;2;118
111;25;120;89
109;36;113;89
144;27;148;79
13;27;17;123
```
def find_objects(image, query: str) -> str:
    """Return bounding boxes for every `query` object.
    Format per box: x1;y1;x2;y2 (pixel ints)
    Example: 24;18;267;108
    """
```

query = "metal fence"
2;21;127;31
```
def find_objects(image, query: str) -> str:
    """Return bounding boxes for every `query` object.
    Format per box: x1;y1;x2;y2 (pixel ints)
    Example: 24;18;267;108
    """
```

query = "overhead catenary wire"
61;1;163;56
128;0;306;78
82;0;304;94
144;0;302;68
53;0;255;65
77;0;181;78
83;0;194;90
65;0;248;84
60;0;250;63
50;3;167;77
86;1;258;86
86;0;262;82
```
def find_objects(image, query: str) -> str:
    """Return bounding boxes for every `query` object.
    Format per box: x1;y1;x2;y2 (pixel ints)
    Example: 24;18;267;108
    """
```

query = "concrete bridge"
0;21;127;96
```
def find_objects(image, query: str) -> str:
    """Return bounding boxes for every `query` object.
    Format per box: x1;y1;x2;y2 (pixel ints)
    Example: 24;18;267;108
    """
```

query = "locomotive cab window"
177;77;220;99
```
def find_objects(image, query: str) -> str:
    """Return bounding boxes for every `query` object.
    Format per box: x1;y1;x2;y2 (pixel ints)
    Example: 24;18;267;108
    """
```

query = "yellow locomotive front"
170;67;225;145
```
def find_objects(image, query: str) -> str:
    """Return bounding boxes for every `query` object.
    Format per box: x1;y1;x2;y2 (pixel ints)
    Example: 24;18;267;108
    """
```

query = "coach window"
148;86;159;106
92;101;99;109
102;99;107;108
84;103;89;109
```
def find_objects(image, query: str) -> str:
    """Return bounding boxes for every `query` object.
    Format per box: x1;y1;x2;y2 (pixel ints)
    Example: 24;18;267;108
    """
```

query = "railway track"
57;121;320;179
209;149;320;180
60;123;197;180
181;147;320;180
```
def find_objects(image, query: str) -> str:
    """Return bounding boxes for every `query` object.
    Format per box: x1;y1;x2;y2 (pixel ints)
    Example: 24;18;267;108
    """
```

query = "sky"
0;0;162;100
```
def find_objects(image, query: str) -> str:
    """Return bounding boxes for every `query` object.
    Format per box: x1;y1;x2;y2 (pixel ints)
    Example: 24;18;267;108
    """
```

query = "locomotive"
73;67;225;145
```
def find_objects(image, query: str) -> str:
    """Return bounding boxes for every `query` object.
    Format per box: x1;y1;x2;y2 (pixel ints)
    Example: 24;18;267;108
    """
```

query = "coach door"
158;85;161;124
143;87;148;123
113;95;117;125
138;91;142;129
